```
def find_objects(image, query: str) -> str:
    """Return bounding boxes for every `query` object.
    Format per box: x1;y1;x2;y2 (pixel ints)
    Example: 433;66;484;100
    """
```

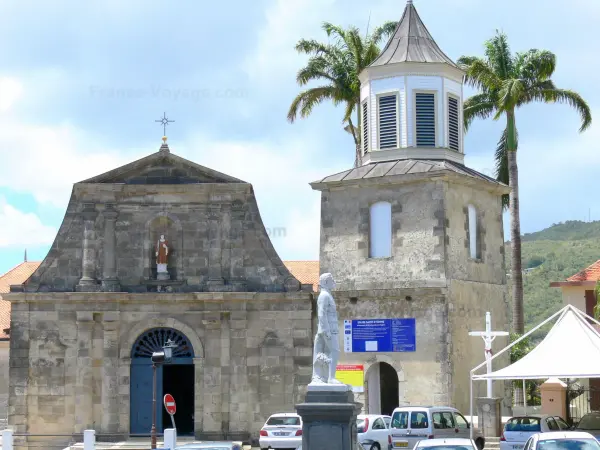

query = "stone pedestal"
296;385;361;450
477;397;502;438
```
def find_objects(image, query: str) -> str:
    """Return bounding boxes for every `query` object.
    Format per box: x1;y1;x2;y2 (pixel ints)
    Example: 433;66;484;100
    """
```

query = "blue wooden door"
130;363;163;434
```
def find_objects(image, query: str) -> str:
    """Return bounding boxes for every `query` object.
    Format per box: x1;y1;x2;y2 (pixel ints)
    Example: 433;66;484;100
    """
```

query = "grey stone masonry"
312;162;512;414
4;291;313;441
15;148;302;294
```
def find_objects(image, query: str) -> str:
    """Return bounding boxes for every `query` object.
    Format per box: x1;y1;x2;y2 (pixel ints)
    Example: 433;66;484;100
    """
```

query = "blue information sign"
343;318;416;352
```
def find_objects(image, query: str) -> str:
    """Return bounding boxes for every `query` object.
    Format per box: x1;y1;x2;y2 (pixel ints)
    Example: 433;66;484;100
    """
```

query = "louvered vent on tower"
416;93;435;147
362;101;369;154
378;95;398;149
448;96;459;151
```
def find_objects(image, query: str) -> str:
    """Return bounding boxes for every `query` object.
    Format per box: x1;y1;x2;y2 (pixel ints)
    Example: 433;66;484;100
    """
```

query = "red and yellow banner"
336;364;364;393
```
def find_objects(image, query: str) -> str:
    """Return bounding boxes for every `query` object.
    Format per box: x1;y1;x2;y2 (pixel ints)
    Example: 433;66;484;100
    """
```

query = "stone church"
5;138;314;445
5;0;512;446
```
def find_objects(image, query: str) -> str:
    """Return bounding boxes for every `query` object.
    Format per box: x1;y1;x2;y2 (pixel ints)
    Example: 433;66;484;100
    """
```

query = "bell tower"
359;0;465;165
311;0;512;414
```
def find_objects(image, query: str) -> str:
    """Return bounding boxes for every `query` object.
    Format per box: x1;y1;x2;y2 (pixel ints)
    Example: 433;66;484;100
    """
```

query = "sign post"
163;394;177;430
468;312;508;397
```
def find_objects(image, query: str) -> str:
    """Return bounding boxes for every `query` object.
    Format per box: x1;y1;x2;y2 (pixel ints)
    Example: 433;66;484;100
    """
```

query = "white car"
500;415;571;450
523;431;600;450
390;406;485;450
357;414;392;450
414;438;478;450
259;413;303;450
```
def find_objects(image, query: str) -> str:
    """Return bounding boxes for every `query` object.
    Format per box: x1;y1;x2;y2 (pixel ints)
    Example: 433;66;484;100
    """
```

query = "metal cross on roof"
155;112;174;136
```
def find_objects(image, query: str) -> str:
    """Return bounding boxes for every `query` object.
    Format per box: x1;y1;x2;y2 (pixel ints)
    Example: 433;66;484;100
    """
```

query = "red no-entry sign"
164;394;176;415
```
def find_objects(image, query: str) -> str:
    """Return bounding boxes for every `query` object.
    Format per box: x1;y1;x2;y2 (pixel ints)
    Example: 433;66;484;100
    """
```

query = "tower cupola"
359;0;466;165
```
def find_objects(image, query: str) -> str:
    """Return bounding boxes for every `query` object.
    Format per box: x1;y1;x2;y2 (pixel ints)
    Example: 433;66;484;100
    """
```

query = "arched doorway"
367;362;399;416
130;328;195;436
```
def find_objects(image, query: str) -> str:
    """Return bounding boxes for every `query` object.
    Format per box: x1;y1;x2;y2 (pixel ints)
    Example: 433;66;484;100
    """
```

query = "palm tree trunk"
507;110;524;334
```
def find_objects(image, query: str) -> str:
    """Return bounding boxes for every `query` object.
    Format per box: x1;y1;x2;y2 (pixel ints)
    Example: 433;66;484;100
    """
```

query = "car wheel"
370;443;381;450
475;438;484;450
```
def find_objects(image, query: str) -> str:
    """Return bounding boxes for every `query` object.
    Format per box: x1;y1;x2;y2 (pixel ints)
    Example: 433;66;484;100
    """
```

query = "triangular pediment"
79;149;246;185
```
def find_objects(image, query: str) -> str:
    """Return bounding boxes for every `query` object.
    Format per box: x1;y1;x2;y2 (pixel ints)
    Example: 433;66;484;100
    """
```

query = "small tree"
510;333;541;406
593;280;600;320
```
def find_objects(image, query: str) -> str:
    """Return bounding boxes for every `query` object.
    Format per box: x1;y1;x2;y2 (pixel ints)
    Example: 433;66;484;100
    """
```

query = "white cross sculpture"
469;312;509;398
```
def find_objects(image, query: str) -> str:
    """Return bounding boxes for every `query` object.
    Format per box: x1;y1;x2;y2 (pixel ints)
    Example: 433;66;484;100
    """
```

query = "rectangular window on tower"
362;101;369;154
448;95;459;151
415;92;436;147
378;94;398;149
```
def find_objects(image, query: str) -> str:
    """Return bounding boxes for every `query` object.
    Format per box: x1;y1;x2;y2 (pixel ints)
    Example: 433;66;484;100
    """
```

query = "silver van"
389;406;485;450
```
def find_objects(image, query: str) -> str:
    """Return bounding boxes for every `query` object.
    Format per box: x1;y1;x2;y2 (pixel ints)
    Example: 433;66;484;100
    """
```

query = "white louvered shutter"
378;95;398;149
448;96;459;151
362;101;369;154
415;93;435;147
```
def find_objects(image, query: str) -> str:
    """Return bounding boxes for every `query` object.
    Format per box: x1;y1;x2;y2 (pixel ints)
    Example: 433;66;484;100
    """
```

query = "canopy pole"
523;379;527;415
471;305;573;378
469;371;474;440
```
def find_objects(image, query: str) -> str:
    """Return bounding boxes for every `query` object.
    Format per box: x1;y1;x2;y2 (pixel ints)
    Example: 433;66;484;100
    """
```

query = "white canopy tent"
468;304;600;437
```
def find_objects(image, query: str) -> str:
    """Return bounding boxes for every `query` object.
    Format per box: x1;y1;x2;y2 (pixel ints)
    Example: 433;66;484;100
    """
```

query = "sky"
0;0;599;275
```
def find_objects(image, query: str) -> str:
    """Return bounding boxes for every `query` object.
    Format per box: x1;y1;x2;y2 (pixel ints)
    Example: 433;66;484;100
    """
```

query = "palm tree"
458;31;592;335
288;21;397;167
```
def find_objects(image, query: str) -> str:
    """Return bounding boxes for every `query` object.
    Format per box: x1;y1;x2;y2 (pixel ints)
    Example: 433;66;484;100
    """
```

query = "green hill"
507;220;600;341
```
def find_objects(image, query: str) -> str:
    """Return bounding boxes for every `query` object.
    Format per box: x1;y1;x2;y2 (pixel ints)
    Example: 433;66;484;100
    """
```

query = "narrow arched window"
370;202;392;258
468;204;478;259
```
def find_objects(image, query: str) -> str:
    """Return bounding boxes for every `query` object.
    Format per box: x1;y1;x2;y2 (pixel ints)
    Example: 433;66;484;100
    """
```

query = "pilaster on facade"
78;203;100;291
102;204;120;291
101;313;119;433
75;311;94;432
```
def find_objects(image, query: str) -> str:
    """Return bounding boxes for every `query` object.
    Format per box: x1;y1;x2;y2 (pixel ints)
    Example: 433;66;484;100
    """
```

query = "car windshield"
419;446;474;450
505;417;541;432
357;419;367;433
577;414;600;430
266;416;300;426
537;439;600;450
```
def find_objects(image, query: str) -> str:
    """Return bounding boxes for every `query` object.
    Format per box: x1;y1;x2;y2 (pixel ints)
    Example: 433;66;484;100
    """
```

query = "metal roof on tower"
370;0;458;68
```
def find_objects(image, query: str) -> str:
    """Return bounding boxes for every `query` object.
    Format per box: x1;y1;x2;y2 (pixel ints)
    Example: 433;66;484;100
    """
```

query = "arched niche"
143;213;184;280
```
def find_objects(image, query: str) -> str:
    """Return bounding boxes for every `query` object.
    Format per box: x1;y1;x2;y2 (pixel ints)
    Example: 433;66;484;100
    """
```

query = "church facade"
5;140;313;444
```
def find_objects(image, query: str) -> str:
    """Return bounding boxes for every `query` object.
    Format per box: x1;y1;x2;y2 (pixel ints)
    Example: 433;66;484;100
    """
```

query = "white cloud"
179;133;346;260
0;119;145;209
0;196;56;248
244;0;337;83
0;77;23;112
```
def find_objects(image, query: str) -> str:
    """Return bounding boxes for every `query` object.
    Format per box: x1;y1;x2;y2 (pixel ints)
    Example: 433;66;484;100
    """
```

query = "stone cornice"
3;291;313;304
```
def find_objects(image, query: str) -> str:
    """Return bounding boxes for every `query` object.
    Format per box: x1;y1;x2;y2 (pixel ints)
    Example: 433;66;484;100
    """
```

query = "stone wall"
24;183;300;293
334;288;451;409
319;181;446;291
6;291;313;442
0;342;8;425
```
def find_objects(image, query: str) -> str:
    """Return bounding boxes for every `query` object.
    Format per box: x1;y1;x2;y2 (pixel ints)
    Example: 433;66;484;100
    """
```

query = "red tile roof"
567;260;600;282
0;261;41;340
283;260;319;292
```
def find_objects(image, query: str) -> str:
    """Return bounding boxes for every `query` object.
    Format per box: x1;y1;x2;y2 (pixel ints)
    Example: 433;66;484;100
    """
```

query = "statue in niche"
155;234;170;280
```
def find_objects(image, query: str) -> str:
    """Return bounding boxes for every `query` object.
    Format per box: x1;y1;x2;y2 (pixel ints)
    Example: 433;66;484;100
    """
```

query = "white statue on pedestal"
310;273;343;386
155;234;170;280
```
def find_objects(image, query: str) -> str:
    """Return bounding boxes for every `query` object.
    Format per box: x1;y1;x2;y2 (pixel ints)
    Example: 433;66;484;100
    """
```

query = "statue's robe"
156;239;169;265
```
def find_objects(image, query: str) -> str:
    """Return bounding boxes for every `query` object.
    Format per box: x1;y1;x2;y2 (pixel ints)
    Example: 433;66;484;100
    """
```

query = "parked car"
297;443;364;450
389;406;485;450
575;412;600;440
523;431;600;450
174;443;242;450
500;415;572;450
357;414;392;450
259;412;303;450
413;438;478;450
